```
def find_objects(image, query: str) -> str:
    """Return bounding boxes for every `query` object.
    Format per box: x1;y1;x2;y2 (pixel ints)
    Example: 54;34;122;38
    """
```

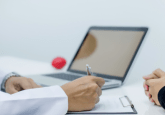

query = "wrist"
1;72;21;92
61;85;69;97
158;86;165;108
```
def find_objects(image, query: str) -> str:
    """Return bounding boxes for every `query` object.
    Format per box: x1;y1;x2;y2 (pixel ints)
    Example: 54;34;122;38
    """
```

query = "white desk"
0;56;164;115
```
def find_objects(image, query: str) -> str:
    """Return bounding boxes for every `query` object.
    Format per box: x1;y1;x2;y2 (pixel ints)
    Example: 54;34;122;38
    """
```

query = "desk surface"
0;56;164;115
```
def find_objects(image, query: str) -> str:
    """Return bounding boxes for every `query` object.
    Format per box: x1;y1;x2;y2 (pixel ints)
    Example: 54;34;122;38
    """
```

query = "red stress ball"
52;57;66;69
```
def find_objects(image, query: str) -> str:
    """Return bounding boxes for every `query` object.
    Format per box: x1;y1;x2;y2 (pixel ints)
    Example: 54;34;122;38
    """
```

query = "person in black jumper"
143;68;165;108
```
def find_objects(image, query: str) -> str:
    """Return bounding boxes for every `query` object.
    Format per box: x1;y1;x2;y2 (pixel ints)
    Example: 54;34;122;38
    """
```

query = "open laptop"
27;26;148;89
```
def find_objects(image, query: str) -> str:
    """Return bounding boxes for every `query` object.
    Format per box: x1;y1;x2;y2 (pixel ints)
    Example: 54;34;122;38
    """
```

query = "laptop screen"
68;27;148;81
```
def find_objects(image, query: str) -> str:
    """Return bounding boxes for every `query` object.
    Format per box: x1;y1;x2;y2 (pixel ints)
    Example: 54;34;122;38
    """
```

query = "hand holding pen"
61;64;105;111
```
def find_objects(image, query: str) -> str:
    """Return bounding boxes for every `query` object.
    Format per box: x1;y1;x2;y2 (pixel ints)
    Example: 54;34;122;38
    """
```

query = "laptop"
26;26;148;89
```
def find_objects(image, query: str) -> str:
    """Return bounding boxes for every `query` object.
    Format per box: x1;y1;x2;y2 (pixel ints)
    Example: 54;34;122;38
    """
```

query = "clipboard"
67;96;137;114
118;96;137;114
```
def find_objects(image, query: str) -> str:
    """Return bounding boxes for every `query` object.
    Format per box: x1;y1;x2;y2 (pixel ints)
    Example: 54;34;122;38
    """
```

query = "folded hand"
143;69;165;106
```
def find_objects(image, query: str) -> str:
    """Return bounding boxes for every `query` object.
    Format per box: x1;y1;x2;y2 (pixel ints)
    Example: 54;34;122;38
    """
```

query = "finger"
143;82;149;91
96;87;102;97
143;74;158;80
143;82;146;89
145;90;147;96
92;76;105;88
150;98;154;103
145;91;152;98
20;78;33;90
6;85;18;94
37;85;42;88
96;97;100;104
145;79;155;87
94;93;99;104
153;68;165;78
14;84;23;91
28;78;40;88
148;87;154;96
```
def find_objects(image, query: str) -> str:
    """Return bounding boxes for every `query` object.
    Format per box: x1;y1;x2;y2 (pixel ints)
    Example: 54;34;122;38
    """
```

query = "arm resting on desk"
0;86;68;115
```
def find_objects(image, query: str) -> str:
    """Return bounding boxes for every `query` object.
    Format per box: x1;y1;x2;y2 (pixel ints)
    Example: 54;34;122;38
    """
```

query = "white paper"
68;96;134;114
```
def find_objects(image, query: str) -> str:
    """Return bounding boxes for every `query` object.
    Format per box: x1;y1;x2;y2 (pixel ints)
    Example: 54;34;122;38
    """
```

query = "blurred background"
1;0;165;83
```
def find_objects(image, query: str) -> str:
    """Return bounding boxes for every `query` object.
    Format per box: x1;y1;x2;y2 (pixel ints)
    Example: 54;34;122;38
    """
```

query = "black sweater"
158;86;165;109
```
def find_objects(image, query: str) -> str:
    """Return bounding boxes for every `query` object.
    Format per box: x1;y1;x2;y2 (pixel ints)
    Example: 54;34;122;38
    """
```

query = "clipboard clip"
119;96;134;108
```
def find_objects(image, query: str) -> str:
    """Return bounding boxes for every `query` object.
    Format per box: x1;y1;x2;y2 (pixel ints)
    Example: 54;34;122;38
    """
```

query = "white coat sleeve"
0;68;68;115
0;86;68;115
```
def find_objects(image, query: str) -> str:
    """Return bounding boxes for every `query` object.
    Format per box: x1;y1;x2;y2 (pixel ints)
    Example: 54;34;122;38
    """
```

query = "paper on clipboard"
68;96;135;114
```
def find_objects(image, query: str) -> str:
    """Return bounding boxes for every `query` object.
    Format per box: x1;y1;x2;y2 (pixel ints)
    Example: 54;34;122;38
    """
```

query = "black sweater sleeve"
158;86;165;109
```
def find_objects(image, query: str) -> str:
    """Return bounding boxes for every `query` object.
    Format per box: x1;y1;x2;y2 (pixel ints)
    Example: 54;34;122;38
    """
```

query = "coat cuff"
158;86;165;109
49;86;68;114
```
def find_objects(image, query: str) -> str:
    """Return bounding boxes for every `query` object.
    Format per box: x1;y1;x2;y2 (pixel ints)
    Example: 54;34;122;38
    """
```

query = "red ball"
52;57;66;69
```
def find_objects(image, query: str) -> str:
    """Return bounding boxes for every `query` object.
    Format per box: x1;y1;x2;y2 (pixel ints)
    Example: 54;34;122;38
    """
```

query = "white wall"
1;0;165;84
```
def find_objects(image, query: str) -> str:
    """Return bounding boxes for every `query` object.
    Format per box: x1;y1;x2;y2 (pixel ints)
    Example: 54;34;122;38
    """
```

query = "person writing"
143;68;165;108
0;66;105;115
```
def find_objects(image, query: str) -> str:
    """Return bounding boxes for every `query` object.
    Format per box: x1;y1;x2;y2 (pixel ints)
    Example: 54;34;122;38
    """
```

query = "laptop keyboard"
43;73;82;81
43;73;109;82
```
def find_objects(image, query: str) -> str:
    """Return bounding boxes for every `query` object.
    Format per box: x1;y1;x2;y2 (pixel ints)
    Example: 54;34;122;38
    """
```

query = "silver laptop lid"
68;26;148;83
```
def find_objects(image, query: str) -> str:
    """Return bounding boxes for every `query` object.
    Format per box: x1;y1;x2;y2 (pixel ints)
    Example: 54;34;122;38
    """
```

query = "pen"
86;64;93;76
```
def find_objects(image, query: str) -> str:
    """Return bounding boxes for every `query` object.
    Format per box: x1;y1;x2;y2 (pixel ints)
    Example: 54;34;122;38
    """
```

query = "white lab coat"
0;67;68;115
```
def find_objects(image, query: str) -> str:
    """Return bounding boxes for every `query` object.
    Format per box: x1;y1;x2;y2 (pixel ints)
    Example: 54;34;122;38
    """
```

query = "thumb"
153;69;165;78
93;77;105;88
143;74;158;80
